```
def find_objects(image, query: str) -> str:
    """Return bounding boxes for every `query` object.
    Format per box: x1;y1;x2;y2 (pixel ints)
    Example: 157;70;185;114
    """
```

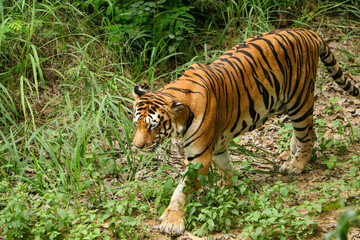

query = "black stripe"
350;87;359;96
213;149;227;156
296;137;312;143
291;107;313;123
248;42;273;70
320;49;331;59
293;124;311;132
261;38;285;77
343;80;352;91
183;108;194;136
332;69;343;80
166;87;202;95
216;59;243;133
324;58;336;67
187;140;212;161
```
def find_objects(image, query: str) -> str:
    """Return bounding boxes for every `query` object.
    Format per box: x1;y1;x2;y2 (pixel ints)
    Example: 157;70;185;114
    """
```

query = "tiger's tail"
320;42;360;98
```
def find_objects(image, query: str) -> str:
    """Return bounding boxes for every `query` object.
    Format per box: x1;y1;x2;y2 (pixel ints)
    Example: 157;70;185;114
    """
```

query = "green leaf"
255;226;263;235
313;203;322;213
207;219;215;231
129;192;136;201
108;221;115;231
154;195;161;207
198;174;207;187
12;219;21;228
58;209;67;219
116;205;124;214
279;187;288;197
230;209;239;215
249;211;261;221
349;166;357;175
324;209;359;240
225;218;231;226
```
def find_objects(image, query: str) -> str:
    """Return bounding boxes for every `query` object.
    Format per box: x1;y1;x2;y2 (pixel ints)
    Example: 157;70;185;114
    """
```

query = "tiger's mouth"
135;142;159;153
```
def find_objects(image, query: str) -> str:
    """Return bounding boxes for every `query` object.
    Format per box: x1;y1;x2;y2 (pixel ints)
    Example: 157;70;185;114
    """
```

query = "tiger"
132;28;360;235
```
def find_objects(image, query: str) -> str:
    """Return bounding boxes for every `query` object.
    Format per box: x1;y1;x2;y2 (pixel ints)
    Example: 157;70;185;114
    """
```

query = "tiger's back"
132;28;359;235
194;28;323;148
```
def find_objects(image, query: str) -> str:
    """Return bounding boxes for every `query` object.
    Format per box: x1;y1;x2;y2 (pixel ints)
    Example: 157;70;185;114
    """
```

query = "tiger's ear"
171;102;185;113
171;102;192;132
133;86;147;100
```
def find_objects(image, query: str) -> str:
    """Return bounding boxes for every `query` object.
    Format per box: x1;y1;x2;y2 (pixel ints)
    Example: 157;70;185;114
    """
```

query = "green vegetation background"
0;0;359;239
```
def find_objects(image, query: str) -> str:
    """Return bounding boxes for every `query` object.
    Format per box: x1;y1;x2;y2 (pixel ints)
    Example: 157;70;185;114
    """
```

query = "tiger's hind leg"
290;131;297;154
280;114;316;174
212;148;234;186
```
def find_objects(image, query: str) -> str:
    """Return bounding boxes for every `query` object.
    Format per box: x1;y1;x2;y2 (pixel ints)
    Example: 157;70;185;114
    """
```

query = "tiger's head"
132;86;191;153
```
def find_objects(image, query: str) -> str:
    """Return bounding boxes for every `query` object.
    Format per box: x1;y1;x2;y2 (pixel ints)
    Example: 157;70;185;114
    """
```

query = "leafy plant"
324;209;360;240
0;189;31;239
184;169;241;236
81;0;196;66
324;97;342;115
184;169;318;238
275;122;293;152
99;193;148;239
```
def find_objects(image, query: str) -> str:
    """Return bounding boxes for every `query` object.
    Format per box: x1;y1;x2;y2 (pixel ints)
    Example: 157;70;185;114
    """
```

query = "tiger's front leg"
159;151;212;235
159;179;186;235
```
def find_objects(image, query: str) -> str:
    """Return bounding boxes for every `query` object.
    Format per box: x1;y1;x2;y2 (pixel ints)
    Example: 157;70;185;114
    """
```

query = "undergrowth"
0;0;360;239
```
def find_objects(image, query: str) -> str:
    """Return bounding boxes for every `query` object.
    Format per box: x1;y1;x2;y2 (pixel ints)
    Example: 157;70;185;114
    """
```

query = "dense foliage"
1;0;360;239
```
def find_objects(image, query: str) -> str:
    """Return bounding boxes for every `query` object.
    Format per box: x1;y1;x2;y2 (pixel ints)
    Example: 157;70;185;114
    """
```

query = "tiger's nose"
134;143;145;149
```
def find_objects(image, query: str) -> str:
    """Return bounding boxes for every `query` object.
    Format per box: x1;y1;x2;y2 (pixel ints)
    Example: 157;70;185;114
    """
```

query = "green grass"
1;0;360;239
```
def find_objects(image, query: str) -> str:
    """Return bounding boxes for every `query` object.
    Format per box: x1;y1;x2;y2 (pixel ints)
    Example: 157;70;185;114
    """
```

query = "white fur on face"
145;112;160;129
133;109;161;130
133;110;141;125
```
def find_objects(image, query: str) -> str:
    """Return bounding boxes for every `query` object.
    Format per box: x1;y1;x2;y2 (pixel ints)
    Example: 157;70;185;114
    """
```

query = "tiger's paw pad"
159;209;185;236
279;162;304;175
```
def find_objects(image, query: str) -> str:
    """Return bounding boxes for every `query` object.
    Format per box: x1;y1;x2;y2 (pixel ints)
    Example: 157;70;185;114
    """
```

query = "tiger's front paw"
279;162;304;175
159;207;185;236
